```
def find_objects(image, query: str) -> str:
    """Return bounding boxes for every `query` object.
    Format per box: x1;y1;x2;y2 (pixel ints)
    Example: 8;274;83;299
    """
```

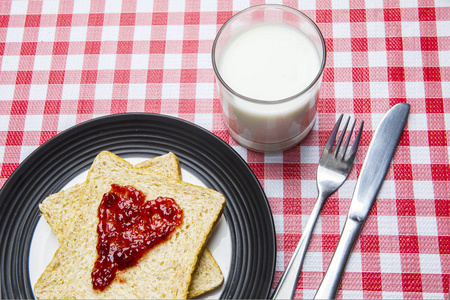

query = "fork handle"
314;217;362;299
271;193;328;299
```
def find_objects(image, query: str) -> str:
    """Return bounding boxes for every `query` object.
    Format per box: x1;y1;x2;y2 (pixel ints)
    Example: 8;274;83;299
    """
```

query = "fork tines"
325;115;364;161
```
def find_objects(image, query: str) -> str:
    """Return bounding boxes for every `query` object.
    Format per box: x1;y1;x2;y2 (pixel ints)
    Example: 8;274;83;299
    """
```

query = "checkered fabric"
0;0;449;299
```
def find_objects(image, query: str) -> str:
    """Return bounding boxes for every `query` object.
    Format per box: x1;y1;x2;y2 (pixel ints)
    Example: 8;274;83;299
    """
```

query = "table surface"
0;0;449;299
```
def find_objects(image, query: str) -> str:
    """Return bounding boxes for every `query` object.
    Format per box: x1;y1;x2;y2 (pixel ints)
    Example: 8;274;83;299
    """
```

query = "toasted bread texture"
39;152;224;298
34;151;226;299
39;153;183;245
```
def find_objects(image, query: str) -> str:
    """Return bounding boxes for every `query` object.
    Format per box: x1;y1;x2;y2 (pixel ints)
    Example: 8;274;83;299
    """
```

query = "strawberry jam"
91;184;183;291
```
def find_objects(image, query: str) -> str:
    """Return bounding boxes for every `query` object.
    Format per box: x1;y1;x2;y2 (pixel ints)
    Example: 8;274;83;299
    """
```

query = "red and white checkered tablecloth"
0;0;449;299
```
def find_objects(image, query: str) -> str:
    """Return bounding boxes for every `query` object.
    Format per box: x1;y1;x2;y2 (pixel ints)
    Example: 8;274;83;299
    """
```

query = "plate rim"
0;113;276;299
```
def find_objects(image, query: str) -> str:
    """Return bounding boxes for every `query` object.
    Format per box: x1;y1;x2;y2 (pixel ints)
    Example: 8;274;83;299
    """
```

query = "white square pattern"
401;21;421;37
0;85;15;101
334;82;353;98
0;115;10;131
445;113;450;133
345;252;362;272
403;51;423;67
334;52;352;68
134;26;152;41
301;180;317;198
332;0;349;9
165;25;183;40
62;84;80;100
368;51;388;67
130;54;149;69
198;25;217;40
9;1;27;15
405;82;425;99
98;54;117;70
34;55;53;71
24;115;43;131
6;27;24;43
436;21;450;37
128;84;146;99
233;0;250;11
410;147;431;164
413;181;434;199
419;254;442;274
342;290;364;299
200;0;217;12
407;113;428;131
69;27;88;42
65;55;84;70
276;251;284;271
264;152;283;163
264;179;283;198
333;23;351;38
300;146;320;164
302;251;323;272
370;82;389;98
399;0;419;7
38;27;56;42
161;83;180;99
168;0;185;12
41;1;59;14
194;113;213;130
439;51;450;67
20;146;37;162
416;216;438;236
197;53;212;69
104;0;122;13
72;0;91;13
95;84;113;100
136;0;154;13
57;115;77;131
102;26;120;41
380;253;402;273
378;216;399;235
196;83;214;99
164;53;182;69
29;85;48;100
442;82;450;98
365;0;384;9
1;56;20;71
366;22;385;38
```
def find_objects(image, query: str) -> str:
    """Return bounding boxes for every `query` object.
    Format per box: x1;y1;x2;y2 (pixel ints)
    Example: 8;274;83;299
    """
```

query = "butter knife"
314;103;410;299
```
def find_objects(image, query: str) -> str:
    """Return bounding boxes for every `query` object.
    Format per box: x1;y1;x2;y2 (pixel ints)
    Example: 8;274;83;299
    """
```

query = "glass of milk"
212;5;326;152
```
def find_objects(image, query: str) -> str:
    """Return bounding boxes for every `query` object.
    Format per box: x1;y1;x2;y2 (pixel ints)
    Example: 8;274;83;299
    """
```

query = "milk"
218;23;320;101
213;6;326;152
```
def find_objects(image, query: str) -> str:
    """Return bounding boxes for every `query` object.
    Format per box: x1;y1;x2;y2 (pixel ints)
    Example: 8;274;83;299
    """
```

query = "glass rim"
212;4;327;105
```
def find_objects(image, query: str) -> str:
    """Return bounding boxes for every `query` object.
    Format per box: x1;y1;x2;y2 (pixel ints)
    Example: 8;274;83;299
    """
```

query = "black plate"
0;113;276;299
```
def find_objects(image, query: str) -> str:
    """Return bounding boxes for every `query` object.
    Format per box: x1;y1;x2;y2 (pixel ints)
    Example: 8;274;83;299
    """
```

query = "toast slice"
39;153;183;248
35;152;225;298
137;154;224;298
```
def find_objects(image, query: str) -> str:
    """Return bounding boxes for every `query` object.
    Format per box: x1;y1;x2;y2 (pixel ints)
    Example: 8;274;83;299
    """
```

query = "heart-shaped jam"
91;184;183;291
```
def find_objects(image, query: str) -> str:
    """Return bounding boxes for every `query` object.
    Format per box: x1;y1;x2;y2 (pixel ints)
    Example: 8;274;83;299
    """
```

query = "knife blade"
314;103;410;299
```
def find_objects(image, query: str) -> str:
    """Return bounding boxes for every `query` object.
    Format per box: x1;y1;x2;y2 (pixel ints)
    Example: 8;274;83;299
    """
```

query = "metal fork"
271;115;363;299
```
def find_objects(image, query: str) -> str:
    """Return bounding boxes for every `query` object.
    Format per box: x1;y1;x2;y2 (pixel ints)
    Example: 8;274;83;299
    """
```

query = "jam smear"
91;184;183;291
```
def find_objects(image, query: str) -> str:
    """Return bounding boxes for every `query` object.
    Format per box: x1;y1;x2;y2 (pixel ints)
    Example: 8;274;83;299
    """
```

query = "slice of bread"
39;153;183;245
38;152;224;298
34;151;226;299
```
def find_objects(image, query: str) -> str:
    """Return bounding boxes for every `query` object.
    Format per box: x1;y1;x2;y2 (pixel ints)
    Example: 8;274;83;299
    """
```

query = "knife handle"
314;217;362;299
